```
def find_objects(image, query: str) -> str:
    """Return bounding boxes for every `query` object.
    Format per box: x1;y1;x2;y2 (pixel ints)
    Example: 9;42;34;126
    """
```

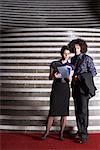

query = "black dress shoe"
76;138;87;144
74;133;80;139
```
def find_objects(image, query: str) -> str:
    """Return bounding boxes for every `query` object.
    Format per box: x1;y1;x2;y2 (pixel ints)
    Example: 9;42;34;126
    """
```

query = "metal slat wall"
0;0;100;132
0;28;100;132
0;0;100;29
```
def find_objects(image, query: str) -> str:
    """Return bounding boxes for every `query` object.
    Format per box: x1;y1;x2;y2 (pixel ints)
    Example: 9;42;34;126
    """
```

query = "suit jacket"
80;72;97;98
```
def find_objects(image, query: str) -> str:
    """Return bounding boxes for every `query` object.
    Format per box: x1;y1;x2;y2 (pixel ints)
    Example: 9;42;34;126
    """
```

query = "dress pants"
72;84;89;140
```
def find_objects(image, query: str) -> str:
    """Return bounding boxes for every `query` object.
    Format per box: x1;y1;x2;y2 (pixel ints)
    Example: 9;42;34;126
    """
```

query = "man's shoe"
76;138;87;144
73;132;80;139
74;133;80;139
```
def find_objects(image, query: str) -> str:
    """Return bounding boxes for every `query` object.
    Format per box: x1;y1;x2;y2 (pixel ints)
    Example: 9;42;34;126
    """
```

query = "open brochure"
57;65;72;78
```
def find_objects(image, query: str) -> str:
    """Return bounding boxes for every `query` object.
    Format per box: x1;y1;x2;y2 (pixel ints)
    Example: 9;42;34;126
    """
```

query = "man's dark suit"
71;72;96;140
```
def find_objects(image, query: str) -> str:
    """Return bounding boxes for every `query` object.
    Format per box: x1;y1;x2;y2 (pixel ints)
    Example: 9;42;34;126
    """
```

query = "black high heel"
41;132;49;140
59;132;64;141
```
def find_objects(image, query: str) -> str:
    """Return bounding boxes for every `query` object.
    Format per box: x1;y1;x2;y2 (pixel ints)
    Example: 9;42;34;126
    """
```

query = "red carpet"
1;132;100;150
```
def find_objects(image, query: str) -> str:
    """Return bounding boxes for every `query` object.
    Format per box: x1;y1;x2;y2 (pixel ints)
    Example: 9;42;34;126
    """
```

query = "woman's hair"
60;45;70;56
68;38;88;53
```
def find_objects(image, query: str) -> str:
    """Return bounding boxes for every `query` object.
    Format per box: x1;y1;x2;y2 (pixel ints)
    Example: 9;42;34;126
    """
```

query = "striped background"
1;0;100;29
0;0;100;132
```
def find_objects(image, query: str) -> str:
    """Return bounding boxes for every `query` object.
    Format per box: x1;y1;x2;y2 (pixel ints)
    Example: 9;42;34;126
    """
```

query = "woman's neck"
61;59;68;64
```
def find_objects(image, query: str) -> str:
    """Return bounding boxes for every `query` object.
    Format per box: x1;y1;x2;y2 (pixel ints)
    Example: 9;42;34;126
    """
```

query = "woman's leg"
45;116;54;135
60;116;67;134
41;116;54;139
59;116;67;140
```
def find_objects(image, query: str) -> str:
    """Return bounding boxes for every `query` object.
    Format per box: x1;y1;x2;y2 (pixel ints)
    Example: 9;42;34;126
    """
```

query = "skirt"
49;79;70;116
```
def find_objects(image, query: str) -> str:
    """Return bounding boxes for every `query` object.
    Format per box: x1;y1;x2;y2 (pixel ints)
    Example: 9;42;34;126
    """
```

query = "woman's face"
75;44;81;55
62;49;70;60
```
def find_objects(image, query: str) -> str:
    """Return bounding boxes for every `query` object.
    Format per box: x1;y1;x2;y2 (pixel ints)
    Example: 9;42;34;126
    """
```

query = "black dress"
49;60;72;116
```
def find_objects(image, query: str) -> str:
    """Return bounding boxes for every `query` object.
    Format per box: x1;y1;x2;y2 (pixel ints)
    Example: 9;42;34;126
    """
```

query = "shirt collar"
76;53;84;60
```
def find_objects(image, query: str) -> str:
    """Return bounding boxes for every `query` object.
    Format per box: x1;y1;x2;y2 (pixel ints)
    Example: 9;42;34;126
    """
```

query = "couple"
41;38;97;144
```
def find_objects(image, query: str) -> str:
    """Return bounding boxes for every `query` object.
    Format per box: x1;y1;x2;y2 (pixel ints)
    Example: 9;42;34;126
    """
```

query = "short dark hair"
68;38;88;53
60;45;70;56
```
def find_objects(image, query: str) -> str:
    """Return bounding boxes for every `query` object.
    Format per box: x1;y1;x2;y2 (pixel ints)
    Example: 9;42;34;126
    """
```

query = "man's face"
75;44;81;55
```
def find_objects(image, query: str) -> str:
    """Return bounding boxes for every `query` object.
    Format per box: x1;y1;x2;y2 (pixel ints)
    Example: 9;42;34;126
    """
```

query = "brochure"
57;65;72;78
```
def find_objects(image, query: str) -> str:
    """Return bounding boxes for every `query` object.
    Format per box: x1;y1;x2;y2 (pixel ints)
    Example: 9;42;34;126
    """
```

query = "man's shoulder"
84;54;93;61
71;55;77;61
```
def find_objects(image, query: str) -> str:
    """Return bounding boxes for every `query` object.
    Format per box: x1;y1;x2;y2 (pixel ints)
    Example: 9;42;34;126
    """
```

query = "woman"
69;38;97;144
41;46;74;140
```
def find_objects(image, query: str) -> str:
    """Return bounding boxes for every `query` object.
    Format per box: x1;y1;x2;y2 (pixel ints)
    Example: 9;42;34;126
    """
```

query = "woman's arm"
49;65;55;80
49;63;62;80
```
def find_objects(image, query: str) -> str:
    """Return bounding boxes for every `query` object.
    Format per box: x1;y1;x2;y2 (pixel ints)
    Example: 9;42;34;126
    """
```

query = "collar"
76;53;84;60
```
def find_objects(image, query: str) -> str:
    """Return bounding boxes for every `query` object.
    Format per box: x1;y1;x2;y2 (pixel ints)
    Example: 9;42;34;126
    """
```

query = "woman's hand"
54;72;62;78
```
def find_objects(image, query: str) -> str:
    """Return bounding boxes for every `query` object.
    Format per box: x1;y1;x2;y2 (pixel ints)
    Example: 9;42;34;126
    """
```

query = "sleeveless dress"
49;60;72;116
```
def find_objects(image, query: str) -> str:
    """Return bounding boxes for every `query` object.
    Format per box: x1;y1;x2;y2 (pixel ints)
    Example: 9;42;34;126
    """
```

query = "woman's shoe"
41;133;49;140
59;133;64;141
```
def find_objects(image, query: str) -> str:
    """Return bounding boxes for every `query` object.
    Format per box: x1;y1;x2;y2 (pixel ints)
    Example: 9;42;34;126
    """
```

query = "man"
69;38;97;143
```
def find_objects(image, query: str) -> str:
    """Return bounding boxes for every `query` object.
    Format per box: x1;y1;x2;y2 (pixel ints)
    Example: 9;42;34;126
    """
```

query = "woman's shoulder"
50;60;60;67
